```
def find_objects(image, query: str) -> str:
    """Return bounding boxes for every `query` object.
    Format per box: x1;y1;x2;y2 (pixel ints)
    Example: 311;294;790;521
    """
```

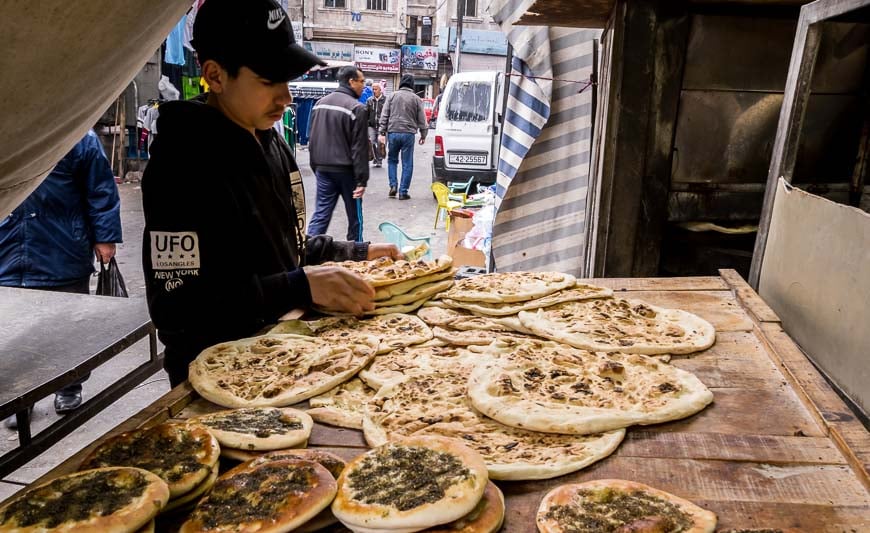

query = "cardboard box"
447;211;486;267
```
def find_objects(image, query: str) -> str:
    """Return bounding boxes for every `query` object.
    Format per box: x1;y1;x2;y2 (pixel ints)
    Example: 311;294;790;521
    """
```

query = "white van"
432;71;505;187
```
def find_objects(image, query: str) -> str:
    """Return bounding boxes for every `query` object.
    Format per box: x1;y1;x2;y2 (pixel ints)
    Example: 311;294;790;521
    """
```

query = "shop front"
354;46;401;94
400;45;439;98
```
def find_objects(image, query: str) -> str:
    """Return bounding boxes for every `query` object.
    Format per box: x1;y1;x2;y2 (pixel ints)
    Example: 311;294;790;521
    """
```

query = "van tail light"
435;135;444;157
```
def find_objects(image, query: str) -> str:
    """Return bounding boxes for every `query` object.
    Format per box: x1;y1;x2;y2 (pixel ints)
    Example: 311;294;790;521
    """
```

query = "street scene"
2;0;870;530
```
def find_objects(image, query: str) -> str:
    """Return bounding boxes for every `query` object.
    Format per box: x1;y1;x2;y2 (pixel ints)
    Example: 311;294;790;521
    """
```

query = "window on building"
459;0;476;17
324;0;346;8
366;0;387;10
406;15;418;45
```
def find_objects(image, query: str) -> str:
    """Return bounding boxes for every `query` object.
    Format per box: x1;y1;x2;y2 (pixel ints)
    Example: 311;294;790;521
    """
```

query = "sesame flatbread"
536;479;717;533
375;268;457;300
188;334;378;408
441;271;576;304
307;377;376;429
375;279;455;307
518;297;716;355
358;345;475;390
431;326;536;346
363;371;625;481
322;255;453;287
439;283;613;317
270;314;432;355
467;337;714;435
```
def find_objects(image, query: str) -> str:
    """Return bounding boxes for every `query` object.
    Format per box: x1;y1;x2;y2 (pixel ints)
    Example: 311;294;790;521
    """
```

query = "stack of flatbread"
319;255;455;315
79;422;221;514
188;407;313;462
332;436;501;533
269;313;434;355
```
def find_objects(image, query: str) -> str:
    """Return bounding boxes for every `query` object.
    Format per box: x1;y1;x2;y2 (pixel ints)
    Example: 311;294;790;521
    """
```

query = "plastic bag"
96;257;129;298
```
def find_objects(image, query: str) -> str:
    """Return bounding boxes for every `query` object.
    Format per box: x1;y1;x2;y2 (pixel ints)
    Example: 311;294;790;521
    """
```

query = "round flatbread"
246;450;348;533
322;255;453;287
468;337;714;435
426;481;504;533
536;479;717;533
219;440;307;462
135;520;155;533
180;459;337;533
358;345;475;390
375;268;457;301
188;407;312;451
332;436;489;531
376;279;455;307
417;306;514;331
519;297;716;355
440;283;613;317
0;467;168;533
270;314;433;355
431;326;536;346
163;463;219;513
441;272;577;304
189;334;378;408
364;371;625;480
80;423;219;498
308;378;377;429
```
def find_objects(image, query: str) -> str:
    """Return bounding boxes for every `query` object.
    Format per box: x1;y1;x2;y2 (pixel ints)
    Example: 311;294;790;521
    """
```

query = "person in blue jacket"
0;129;122;426
359;79;374;104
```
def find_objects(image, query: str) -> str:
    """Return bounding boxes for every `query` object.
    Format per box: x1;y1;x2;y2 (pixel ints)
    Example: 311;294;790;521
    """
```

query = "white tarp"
0;0;192;218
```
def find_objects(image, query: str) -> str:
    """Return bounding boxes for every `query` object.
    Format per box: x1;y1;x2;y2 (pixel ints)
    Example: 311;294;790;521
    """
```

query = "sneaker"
398;193;411;200
388;187;397;198
374;162;382;168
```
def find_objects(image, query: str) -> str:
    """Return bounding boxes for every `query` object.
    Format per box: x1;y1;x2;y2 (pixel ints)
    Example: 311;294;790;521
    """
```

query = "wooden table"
8;271;870;531
0;287;163;477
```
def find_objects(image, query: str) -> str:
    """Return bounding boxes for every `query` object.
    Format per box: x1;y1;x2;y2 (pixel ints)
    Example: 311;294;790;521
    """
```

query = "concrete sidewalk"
0;137;446;500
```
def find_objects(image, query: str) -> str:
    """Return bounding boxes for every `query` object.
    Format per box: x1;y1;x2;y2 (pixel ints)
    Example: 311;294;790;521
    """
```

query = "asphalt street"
0;135;444;500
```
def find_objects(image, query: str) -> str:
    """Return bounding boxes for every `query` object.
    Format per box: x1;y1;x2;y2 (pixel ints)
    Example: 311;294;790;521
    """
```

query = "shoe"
374;162;382;168
398;193;411;200
388;187;397;198
4;407;33;429
54;390;83;414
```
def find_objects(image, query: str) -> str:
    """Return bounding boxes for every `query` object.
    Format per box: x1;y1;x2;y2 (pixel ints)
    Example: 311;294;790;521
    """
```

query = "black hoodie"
142;98;367;381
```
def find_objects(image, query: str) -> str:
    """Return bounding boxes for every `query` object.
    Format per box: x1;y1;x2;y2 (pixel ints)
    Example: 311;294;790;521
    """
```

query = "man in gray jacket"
378;74;427;200
308;66;369;240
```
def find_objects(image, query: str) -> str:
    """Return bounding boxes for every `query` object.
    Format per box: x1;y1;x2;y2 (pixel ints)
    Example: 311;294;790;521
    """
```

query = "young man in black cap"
141;0;400;386
378;73;428;200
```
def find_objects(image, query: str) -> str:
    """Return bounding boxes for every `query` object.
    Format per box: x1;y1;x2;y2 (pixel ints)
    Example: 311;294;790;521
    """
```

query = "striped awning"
488;0;600;276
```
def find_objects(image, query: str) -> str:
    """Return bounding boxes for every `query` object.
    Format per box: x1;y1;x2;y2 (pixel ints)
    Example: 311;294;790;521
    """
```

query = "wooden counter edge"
719;268;781;324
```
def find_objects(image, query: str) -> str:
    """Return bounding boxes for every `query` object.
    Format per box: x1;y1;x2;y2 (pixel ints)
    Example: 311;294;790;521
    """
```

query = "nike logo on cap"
267;8;286;30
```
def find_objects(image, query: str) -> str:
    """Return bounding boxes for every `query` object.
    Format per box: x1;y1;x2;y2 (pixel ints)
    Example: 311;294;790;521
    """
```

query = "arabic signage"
401;45;438;71
436;27;508;56
303;41;354;62
355;46;400;73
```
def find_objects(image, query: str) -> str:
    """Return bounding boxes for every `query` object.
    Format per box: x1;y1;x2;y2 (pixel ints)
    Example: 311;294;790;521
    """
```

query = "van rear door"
440;76;497;173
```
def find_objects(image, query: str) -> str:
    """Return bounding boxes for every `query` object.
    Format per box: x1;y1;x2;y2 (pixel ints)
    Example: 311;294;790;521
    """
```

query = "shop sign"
437;27;508;56
401;45;438;71
303;41;354;62
355;47;400;73
291;21;303;44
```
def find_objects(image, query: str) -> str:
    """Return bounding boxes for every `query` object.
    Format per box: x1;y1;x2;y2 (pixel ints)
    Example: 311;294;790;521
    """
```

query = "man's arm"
417;98;428;141
378;94;392;137
351;105;370;189
80;133;122;260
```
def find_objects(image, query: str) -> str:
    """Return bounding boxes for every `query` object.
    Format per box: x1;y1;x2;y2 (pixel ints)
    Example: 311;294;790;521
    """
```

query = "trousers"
307;170;363;242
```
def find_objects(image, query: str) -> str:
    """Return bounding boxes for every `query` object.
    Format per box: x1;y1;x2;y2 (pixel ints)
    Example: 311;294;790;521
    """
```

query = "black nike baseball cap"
192;0;326;83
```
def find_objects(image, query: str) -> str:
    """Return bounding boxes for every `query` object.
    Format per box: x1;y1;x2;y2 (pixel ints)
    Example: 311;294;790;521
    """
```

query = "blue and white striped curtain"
488;0;600;276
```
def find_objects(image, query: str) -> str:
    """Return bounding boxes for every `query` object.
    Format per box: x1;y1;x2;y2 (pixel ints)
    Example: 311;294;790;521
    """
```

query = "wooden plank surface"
589;275;728;291
4;274;868;531
720;268;782;323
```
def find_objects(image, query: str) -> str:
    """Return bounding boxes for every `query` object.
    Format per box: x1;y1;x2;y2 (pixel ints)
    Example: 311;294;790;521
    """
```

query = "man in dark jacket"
0;129;122;422
378;74;428;200
141;0;399;387
307;66;370;241
366;83;386;168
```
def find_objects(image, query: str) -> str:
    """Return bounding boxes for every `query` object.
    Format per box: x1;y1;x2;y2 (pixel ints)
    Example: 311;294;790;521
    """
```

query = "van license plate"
448;154;487;165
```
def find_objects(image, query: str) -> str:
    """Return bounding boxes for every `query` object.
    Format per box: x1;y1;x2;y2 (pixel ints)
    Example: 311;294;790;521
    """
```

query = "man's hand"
353;186;366;199
418;137;426;145
378;135;386;145
367;243;402;260
94;243;116;263
303;265;375;315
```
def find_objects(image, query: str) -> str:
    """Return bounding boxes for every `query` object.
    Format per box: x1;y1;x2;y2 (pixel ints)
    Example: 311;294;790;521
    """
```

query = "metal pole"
455;0;464;73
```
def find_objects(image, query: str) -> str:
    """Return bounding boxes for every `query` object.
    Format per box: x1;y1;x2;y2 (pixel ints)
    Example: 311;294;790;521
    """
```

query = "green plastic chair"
447;176;477;203
378;222;433;260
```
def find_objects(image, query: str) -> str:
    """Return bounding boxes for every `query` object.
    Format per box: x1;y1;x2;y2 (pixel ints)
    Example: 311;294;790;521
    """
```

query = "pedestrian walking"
0;129;122;425
366;83;386;168
307;65;370;241
359;79;373;104
379;73;427;200
141;0;399;387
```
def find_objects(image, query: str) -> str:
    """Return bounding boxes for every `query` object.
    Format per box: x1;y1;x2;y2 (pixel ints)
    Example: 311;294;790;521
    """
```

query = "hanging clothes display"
164;15;186;65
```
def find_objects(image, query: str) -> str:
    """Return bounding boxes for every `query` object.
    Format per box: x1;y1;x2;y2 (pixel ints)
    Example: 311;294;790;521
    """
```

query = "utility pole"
455;0;464;73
